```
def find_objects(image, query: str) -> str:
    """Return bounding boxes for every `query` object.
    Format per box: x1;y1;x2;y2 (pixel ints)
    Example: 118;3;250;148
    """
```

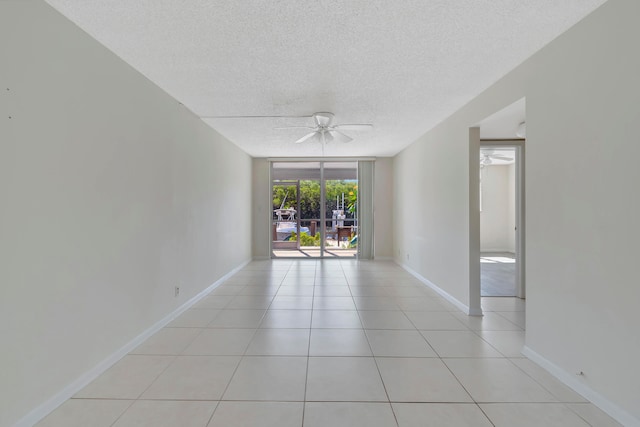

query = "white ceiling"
45;0;607;157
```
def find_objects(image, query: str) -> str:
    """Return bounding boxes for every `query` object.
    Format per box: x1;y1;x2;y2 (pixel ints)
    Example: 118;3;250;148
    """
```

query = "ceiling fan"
480;150;514;166
275;112;373;144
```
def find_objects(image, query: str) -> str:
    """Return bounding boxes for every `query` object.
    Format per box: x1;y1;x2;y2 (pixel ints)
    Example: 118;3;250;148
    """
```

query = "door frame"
269;160;360;259
470;136;526;312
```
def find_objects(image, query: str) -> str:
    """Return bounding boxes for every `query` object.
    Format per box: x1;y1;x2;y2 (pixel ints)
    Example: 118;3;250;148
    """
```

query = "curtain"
357;161;375;259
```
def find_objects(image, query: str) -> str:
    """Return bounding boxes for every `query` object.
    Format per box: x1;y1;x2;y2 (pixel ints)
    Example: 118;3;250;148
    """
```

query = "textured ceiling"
44;0;607;157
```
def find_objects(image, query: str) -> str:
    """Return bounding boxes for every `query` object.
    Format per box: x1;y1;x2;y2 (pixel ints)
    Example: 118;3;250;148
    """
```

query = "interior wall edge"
397;262;477;316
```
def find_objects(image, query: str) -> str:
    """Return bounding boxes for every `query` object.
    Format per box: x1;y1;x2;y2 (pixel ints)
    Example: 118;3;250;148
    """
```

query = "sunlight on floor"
481;256;516;264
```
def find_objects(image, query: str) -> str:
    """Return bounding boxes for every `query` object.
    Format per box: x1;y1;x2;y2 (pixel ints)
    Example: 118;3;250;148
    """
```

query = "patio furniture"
274;208;296;221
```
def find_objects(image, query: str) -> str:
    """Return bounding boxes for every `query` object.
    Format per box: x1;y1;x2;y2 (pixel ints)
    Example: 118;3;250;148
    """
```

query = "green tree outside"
273;180;357;221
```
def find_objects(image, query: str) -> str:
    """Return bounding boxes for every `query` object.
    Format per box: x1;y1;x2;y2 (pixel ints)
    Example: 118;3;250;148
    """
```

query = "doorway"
478;144;527;333
480;147;517;296
271;161;359;258
469;96;527;317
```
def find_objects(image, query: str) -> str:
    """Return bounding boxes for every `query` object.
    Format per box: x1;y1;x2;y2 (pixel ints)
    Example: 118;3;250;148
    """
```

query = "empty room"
2;0;639;426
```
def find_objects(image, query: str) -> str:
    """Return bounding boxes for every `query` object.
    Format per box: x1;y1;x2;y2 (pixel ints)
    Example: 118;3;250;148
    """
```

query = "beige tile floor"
37;260;622;427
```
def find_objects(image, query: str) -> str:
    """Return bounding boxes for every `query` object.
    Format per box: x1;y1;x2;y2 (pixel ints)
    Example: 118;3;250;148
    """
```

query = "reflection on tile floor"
37;260;621;427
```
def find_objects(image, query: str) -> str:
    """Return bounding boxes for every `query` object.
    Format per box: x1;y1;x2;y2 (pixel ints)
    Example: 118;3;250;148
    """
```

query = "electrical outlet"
406;253;410;260
174;286;180;297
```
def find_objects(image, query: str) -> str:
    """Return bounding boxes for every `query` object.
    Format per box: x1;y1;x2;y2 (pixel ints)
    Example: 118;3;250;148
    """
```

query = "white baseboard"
14;259;251;427
252;255;271;260
398;262;477;316
522;346;640;427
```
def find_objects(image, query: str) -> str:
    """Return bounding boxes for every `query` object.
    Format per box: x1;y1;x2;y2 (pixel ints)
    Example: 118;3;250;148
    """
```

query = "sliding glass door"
271;161;358;258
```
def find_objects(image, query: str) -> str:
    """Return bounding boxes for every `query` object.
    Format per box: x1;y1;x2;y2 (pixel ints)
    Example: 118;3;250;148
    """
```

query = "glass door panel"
323;162;358;258
272;181;300;255
297;179;322;257
272;162;321;258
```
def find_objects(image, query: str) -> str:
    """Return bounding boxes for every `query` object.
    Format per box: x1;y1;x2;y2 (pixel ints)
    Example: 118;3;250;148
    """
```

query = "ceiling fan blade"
295;132;320;144
332;124;373;131
314;112;334;128
201;114;313;119
274;126;315;130
328;130;353;143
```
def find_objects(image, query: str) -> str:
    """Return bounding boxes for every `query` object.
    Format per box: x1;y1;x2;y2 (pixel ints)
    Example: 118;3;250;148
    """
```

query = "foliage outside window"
288;231;321;246
273;180;358;220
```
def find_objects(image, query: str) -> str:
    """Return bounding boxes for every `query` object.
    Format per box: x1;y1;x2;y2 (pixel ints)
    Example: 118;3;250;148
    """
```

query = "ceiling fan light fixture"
314;112;334;127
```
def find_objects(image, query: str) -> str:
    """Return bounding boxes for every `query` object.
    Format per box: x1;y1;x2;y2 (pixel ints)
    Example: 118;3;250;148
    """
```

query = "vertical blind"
357;161;375;259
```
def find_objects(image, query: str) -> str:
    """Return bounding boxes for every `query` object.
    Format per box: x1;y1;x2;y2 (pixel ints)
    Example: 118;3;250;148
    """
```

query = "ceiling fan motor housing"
314;112;334;128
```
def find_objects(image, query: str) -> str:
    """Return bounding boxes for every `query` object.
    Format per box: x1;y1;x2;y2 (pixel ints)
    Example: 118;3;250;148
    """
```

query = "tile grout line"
106;399;137;427
351;273;401;427
194;265;285;422
438;356;493;425
203;401;221;427
300;262;318;426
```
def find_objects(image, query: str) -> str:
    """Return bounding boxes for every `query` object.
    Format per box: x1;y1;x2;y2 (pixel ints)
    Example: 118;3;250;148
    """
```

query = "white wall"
393;0;640;423
480;165;515;252
394;124;471;307
0;2;252;426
